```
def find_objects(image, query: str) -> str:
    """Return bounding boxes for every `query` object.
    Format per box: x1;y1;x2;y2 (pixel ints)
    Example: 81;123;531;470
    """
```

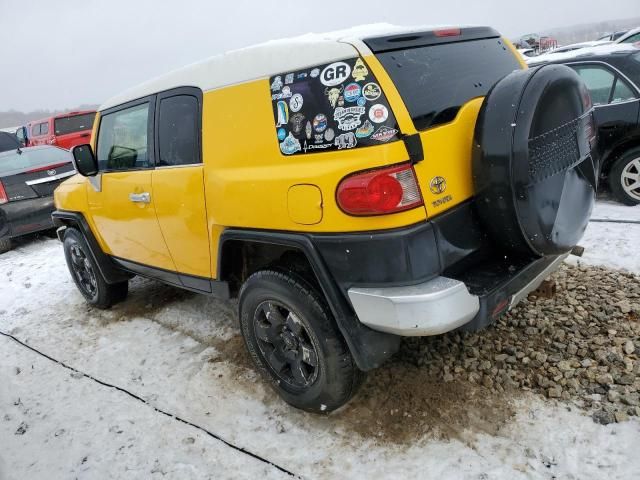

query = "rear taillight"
336;163;423;216
585;114;597;150
0;181;8;205
434;28;461;37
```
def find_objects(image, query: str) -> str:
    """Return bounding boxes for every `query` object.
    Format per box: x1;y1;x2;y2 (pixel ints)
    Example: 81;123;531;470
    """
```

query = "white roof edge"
99;23;480;111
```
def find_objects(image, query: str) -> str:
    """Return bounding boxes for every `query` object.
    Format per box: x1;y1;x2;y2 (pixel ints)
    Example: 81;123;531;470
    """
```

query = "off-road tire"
239;269;364;413
608;148;640;206
63;228;128;309
0;238;12;254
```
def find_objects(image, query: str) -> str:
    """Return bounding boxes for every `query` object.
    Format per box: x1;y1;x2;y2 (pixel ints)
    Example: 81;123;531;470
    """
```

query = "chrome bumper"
348;277;480;336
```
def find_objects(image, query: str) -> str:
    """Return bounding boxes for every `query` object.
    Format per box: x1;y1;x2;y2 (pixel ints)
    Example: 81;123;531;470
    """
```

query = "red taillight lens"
434;28;461;37
337;163;423;216
0;180;8;205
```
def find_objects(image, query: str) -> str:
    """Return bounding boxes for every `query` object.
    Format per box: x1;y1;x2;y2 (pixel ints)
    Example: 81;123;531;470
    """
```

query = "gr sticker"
290;113;306;135
272;85;292;101
362;82;381;101
277;128;287;141
313;114;328;133
305;121;312;140
280;132;301;155
343;83;362;103
352;58;369;82
320;61;351;87
369;104;389;123
325;86;343;108
290;93;304;112
276;101;289;127
334;106;366;131
324;128;335;142
355;120;374;138
271;76;283;91
334;132;357;150
371;126;398;142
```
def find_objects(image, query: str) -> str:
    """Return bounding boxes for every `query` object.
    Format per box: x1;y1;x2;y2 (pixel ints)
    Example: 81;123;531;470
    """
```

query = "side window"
611;77;637;103
96;103;151;171
622;33;640;44
157;95;199;166
30;124;39;136
40;122;49;135
572;66;616;105
269;57;400;155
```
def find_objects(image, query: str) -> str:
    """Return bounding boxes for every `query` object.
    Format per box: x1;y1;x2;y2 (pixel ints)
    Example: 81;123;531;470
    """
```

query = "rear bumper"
0;196;55;239
347;254;566;336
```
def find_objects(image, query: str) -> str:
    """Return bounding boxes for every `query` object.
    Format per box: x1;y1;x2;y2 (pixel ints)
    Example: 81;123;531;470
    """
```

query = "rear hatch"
363;28;524;216
0;146;75;202
53;112;96;149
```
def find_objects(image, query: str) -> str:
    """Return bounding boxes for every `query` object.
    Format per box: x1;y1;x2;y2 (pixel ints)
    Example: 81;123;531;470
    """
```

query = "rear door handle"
129;192;151;203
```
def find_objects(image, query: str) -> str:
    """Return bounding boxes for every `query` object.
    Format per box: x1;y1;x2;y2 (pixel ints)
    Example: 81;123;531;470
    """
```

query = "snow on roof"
527;42;639;66
99;23;468;111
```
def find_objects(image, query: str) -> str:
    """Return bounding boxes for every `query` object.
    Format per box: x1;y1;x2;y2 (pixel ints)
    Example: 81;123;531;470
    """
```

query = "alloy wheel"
70;243;98;297
621;157;640;201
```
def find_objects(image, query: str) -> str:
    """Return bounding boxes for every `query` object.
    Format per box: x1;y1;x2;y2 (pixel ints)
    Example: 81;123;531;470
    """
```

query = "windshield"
0;147;72;176
54;113;96;136
376;38;522;131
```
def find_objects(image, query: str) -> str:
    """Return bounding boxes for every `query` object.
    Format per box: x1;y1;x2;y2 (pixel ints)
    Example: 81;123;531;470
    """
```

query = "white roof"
527;42;639;65
99;23;468;111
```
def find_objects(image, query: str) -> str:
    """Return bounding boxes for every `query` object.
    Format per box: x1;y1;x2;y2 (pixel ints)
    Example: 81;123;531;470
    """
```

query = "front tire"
239;270;363;413
609;149;640;205
63;228;128;309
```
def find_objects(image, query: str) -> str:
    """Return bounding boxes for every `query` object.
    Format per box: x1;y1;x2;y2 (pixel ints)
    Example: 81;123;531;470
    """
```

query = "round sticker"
362;82;382;101
289;93;303;112
343;83;361;103
310;68;320;78
324;128;335;142
277;128;287;141
320;61;352;87
369;104;389;124
313;114;328;133
357;97;366;107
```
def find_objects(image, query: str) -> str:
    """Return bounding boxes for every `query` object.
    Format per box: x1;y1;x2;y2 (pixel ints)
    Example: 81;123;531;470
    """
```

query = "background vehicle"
0;146;75;253
0;131;21;153
616;27;640;44
14;126;28;147
598;30;629;42
530;43;640;205
54;25;596;413
517;47;536;58
27;110;96;150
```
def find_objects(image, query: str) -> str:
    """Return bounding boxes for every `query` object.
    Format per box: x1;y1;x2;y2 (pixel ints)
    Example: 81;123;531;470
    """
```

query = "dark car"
0;131;21;153
0;145;75;253
531;44;640;205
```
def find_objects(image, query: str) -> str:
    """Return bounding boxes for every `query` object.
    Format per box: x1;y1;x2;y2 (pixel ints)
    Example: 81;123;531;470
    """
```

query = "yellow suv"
53;25;597;412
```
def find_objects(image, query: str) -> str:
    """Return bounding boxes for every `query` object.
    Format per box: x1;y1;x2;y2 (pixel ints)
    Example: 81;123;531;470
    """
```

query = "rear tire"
239;270;364;413
0;238;11;254
608;149;640;206
63;228;128;309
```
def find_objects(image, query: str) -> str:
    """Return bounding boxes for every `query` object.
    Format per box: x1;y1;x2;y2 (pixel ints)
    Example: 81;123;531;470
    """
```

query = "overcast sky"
0;0;637;111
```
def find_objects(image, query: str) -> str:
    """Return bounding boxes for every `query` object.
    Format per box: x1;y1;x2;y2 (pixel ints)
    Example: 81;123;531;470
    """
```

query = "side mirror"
71;144;99;177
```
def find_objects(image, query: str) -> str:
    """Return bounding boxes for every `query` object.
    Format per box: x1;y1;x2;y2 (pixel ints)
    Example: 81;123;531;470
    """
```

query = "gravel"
401;263;640;425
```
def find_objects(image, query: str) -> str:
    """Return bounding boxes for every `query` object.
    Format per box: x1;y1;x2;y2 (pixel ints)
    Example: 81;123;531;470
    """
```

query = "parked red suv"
26;110;96;150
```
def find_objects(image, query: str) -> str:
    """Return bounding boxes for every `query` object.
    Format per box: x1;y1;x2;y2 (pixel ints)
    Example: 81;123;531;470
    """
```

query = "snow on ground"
1;200;639;479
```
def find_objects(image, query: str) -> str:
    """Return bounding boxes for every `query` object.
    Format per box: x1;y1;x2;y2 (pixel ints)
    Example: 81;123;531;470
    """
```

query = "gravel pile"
401;263;640;424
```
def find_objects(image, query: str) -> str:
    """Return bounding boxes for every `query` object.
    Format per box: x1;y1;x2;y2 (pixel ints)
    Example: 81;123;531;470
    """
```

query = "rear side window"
40;122;49;135
376;38;522;131
571;65;637;105
157;95;199;166
96;103;150;171
269;57;400;155
54;113;96;136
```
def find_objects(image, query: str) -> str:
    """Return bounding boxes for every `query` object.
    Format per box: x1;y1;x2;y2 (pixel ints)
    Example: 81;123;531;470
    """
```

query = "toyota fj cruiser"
53;25;597;412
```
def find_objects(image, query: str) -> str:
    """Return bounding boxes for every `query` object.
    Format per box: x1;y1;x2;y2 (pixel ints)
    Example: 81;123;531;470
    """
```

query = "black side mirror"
71;144;99;177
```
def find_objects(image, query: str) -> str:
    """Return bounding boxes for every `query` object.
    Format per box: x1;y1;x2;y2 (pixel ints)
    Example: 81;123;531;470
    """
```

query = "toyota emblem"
47;169;56;176
429;176;447;195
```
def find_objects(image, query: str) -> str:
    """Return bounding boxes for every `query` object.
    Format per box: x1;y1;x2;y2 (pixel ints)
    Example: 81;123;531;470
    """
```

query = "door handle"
129;192;151;203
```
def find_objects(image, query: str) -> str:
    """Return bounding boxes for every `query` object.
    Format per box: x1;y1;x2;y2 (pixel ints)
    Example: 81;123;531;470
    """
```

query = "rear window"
0;147;71;176
376;38;522;131
54;113;96;136
0;132;19;153
269;57;400;155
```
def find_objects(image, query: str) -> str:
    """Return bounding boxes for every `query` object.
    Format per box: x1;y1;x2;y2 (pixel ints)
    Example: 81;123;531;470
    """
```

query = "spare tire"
473;64;598;257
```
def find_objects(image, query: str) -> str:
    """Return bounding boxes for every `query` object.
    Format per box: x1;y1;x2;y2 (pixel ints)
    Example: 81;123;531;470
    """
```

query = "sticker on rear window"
269;57;400;155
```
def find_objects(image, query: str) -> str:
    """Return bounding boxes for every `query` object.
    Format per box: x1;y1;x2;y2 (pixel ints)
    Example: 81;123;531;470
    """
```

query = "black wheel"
609;149;640;206
63;228;128;309
0;238;11;254
239;270;364;413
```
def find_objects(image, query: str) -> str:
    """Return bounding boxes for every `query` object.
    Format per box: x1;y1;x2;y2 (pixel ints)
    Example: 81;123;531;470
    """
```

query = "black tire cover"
473;64;598;256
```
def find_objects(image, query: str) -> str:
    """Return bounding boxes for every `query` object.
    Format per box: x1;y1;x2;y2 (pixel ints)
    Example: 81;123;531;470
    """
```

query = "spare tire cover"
473;64;598;256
